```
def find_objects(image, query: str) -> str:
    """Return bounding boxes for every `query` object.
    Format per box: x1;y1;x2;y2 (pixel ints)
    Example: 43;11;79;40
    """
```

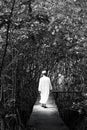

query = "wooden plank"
29;94;69;130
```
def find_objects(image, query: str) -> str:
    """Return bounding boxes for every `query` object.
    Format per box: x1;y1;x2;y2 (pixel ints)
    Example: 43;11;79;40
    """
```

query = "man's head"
42;70;47;76
58;74;62;77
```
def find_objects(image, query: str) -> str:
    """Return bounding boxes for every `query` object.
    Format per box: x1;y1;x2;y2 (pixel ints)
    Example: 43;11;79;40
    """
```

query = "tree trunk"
1;119;4;130
0;0;15;101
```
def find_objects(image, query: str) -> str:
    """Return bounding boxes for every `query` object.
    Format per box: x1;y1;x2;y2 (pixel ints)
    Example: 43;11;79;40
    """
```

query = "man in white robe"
38;71;52;108
58;74;64;91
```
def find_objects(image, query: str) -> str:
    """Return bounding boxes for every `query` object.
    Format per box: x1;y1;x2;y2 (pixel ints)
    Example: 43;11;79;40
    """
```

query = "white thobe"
38;75;52;104
58;75;64;91
58;75;64;84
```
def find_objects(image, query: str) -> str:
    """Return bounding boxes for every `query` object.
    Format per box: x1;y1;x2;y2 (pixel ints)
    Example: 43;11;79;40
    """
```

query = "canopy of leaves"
0;0;87;95
0;0;87;118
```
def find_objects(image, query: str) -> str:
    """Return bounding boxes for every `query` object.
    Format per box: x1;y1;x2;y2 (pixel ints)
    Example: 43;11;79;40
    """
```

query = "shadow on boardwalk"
29;94;69;130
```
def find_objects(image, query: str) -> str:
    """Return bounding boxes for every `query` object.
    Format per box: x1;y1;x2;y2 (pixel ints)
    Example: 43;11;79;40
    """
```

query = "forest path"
29;94;69;130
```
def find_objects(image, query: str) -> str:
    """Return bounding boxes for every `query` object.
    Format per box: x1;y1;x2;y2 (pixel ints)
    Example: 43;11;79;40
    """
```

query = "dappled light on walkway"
29;94;69;130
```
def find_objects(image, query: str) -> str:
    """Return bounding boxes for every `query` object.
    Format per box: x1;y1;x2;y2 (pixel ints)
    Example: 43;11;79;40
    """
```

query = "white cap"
58;74;61;77
42;70;46;74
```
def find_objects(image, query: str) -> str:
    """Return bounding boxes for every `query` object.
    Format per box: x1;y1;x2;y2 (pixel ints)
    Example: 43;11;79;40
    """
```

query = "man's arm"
49;79;52;90
38;78;41;92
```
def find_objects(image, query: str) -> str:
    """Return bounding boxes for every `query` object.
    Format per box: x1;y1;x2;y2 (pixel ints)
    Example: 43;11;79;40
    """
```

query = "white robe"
58;75;64;85
38;75;52;104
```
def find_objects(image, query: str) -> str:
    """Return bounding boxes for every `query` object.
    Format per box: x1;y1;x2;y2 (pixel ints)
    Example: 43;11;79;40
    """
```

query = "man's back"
39;75;52;92
38;71;52;106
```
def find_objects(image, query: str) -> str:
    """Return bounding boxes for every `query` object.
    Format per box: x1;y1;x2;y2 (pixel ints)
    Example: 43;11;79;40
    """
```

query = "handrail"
51;90;82;93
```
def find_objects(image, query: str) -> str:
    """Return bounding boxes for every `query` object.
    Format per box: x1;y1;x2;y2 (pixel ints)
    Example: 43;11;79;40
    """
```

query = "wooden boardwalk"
29;94;69;130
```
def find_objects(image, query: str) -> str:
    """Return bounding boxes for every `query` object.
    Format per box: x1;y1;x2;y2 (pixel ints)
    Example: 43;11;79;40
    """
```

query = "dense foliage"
0;0;87;129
